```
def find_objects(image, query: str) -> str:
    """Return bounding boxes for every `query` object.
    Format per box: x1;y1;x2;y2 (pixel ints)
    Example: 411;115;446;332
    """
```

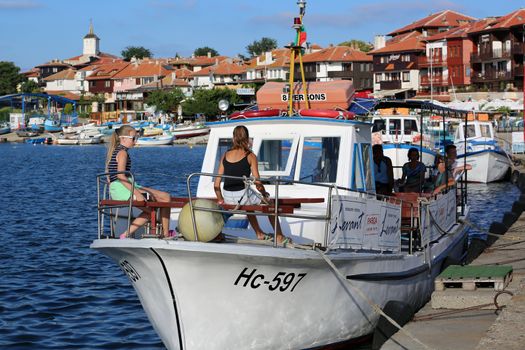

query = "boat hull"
92;218;468;350
458;150;510;183
172;128;210;139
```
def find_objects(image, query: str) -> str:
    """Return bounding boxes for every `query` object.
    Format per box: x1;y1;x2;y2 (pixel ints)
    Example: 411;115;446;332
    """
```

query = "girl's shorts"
223;187;261;205
110;179;142;200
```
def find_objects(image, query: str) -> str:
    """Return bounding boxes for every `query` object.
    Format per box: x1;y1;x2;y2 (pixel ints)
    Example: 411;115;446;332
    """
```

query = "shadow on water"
0;144;518;349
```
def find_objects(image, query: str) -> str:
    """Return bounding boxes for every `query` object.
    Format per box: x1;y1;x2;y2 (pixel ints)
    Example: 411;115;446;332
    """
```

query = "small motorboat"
16;128;40;137
135;134;173;146
170;123;210;139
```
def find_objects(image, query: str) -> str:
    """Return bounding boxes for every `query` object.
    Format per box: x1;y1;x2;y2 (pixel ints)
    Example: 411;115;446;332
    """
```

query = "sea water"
0;143;519;349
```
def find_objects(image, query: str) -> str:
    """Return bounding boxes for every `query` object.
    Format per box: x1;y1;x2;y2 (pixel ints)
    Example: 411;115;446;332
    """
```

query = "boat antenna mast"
286;0;310;116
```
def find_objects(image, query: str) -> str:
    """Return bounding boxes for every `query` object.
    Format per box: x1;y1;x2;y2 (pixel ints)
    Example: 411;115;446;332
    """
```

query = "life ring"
412;134;422;143
298;109;354;120
229;109;282;120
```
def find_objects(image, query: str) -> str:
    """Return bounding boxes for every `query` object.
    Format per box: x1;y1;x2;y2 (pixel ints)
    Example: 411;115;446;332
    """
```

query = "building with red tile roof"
85;61;129;94
294;46;373;90
370;10;476;98
169;55;229;72
43;68;79;94
467;9;525;91
192;60;247;88
245;48;291;82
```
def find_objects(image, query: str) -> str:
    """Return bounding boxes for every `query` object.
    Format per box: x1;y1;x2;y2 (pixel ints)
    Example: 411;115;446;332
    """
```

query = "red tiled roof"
112;61;173;79
246;48;291;69
425;22;476;41
154;73;191;88
301;46;372;63
388;10;476;36
169;55;228;67
469;9;525;34
192;61;247;76
43;68;77;81
22;68;40;77
174;68;193;79
36;61;72;68
86;62;129;80
369;32;425;54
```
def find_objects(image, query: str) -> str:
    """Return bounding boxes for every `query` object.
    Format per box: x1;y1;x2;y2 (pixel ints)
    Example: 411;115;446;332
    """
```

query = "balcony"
471;49;512;62
327;70;354;79
471;70;513;83
420;76;449;86
512;42;524;55
379;80;401;90
418;56;447;67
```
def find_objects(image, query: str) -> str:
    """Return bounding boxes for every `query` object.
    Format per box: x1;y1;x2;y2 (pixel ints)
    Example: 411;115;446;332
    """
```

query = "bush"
0;107;11;122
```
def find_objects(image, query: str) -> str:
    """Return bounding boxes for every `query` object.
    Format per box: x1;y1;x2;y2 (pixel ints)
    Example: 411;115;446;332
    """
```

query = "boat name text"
120;260;141;283
234;268;306;292
281;93;327;102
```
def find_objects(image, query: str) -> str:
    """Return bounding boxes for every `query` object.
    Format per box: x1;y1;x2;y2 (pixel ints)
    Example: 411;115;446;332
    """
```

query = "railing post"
186;173;199;241
273;177;280;247
323;186;333;248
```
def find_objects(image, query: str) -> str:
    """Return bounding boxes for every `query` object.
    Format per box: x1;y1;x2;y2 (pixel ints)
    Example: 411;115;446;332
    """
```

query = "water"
0;144;519;349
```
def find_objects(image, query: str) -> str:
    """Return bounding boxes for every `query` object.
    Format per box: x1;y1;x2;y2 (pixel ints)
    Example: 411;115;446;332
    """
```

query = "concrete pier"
381;211;525;349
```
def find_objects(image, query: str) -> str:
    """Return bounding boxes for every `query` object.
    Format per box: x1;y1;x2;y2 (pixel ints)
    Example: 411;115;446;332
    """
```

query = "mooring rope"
315;249;435;350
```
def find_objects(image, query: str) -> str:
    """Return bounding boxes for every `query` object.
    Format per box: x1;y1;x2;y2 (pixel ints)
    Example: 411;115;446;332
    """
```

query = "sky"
1;0;524;71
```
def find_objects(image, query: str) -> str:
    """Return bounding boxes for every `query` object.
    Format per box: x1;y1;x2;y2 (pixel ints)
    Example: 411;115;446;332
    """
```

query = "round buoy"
178;199;224;242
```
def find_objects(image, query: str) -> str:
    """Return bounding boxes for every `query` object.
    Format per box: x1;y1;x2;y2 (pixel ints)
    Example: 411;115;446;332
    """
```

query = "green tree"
145;88;185;113
20;80;41;93
338;39;373;52
246;37;278;57
63;103;73;115
121;46;153;61
0;61;24;95
182;88;240;119
193;47;219;57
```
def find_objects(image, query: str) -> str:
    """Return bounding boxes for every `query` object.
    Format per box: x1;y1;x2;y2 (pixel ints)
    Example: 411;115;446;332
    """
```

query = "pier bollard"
464;238;487;264
511;200;525;215
502;211;519;227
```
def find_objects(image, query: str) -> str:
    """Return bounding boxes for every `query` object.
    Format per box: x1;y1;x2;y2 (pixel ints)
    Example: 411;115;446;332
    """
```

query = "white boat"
372;115;437;178
62;123;97;134
78;131;103;144
454;120;511;183
56;137;79;145
135;134;173;146
170;123;210;139
92;111;469;349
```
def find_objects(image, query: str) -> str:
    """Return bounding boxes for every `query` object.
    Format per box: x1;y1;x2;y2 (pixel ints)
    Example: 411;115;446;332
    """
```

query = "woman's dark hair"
407;147;419;160
232;125;250;152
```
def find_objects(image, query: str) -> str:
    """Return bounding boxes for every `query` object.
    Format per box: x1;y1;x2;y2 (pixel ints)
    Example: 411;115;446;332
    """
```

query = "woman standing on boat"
106;125;171;239
214;125;291;244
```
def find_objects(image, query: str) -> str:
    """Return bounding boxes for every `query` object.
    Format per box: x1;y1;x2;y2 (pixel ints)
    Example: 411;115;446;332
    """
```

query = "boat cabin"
372;115;420;144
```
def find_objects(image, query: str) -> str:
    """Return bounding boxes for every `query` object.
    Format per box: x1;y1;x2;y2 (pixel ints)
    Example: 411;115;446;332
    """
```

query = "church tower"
83;21;100;56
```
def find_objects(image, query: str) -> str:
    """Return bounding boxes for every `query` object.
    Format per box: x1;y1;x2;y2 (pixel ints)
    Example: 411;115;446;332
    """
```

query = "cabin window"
258;139;292;172
299;137;340;183
361;144;374;190
352;144;364;190
480;124;491;138
214;138;233;173
388;119;401;135
465;124;476;138
372;119;386;132
404;119;418;135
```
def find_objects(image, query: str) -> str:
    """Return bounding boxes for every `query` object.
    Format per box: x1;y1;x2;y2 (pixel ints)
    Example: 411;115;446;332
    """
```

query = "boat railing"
96;171;136;239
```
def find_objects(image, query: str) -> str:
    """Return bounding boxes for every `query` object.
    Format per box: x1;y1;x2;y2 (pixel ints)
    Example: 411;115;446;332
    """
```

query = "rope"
315;248;435;350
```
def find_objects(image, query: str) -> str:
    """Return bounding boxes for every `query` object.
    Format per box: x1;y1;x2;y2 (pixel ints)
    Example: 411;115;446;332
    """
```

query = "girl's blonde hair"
232;125;250;152
105;125;136;170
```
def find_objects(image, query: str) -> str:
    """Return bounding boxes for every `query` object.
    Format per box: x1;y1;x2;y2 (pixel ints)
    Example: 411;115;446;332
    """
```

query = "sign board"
236;88;255;96
281;93;327;102
420;190;456;245
328;195;401;252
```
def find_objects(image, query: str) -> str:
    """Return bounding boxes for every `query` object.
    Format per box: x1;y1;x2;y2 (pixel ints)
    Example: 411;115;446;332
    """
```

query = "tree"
182;88;240;119
338;39;373;52
0;61;24;95
193;47;219;57
145;88;185;113
121;46;152;61
246;37;278;57
20;80;41;93
63;103;73;115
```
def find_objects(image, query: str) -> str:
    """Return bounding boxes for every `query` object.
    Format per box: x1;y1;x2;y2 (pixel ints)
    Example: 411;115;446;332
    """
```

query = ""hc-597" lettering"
234;267;306;292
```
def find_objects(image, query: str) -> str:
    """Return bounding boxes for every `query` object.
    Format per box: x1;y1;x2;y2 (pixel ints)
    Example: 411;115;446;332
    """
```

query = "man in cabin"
373;144;394;196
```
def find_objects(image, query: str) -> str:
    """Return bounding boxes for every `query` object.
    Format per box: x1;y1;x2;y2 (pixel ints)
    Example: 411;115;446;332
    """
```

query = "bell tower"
83;20;100;56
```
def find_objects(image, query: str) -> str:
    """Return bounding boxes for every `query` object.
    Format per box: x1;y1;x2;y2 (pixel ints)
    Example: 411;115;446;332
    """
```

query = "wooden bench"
99;197;325;236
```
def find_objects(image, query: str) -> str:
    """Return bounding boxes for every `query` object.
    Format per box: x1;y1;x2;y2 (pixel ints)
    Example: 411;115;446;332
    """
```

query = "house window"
105;81;111;88
53;68;58;73
316;64;320;72
89;81;95;87
380;56;386;64
402;71;410;82
401;54;410;62
375;73;382;83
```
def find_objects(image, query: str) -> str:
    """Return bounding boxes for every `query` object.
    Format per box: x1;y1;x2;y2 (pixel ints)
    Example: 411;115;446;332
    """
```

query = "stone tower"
83;20;100;56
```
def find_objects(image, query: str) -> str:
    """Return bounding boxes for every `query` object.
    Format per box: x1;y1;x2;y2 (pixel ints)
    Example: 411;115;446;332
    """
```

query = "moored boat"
0;123;10;135
135;134;173;146
454;120;511;183
170;123;210;139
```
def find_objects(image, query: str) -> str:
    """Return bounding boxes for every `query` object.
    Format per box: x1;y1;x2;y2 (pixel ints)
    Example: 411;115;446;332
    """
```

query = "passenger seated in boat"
445;144;472;180
106;125;171;239
373;144;394;196
398;147;426;193
214;125;291;244
431;156;455;195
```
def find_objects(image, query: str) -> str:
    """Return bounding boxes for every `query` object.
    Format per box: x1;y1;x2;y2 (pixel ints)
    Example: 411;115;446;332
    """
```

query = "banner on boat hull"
420;190;456;245
328;195;401;252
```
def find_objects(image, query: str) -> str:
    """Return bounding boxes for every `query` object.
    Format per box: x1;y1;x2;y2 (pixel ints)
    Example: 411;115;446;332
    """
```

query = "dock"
381;198;525;349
